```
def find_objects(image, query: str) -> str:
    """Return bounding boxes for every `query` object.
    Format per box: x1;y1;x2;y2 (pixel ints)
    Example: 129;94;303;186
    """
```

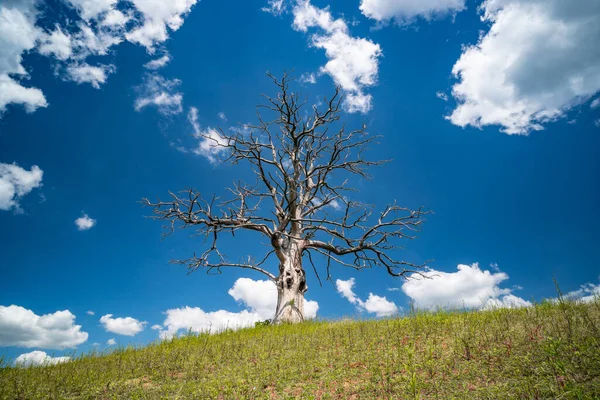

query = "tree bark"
272;237;307;323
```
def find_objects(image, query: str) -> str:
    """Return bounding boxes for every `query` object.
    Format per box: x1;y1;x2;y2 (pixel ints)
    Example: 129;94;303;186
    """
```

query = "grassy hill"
1;300;599;399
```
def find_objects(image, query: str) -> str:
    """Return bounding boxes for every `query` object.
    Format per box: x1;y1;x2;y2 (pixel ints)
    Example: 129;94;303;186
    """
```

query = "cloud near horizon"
100;314;147;336
14;350;70;367
154;278;319;338
400;263;532;310
336;278;399;317
0;305;88;349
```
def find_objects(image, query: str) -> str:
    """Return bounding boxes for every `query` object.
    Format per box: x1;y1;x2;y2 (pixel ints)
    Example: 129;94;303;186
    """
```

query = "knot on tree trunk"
274;254;307;323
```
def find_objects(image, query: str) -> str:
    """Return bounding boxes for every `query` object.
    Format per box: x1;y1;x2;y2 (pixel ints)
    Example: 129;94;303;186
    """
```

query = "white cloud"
0;1;48;114
71;23;123;57
360;0;465;24
66;63;114;89
0;162;43;212
156;307;259;339
449;0;600;134
362;293;399;317
591;98;600;109
135;74;183;115
67;0;118;21
38;26;73;61
155;278;319;338
107;338;116;346
188;107;229;164
125;0;198;52
0;305;88;349
336;278;399;317
100;314;146;336
336;278;361;305
263;0;286;16
564;281;600;303
15;350;70;367
291;1;382;113
100;9;130;27
74;213;96;231
401;263;531;310
304;300;319;319
228;278;279;319
86;310;95;316
144;54;171;70
218;112;227;121
300;72;317;84
0;75;47;114
483;294;532;310
436;91;449;101
1;0;197;116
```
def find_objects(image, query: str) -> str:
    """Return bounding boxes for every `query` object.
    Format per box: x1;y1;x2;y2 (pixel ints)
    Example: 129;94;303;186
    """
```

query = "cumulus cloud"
74;213;96;230
86;310;95;316
0;305;88;349
401;263;531;310
155;307;259;339
336;278;361;305
483;294;533;310
360;0;466;24
0;0;48;114
99;314;146;336
449;0;600;134
0;0;196;115
125;0;199;52
1;0;122;105
107;338;116;346
228;278;279;318
15;350;70;367
144;54;171;70
188;107;229;164
563;280;600;303
291;1;382;113
66;0;118;21
0;162;43;212
38;26;73;61
0;75;47;115
155;278;319;338
362;293;400;316
71;23;123;57
66;63;114;89
336;278;399;317
135;73;183;115
100;9;130;27
591;98;600;109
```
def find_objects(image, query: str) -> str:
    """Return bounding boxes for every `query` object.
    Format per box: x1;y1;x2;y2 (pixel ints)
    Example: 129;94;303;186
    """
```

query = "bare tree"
143;73;429;323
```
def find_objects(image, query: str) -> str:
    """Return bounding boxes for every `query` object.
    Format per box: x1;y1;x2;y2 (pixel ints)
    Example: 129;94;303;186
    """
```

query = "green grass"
1;300;599;399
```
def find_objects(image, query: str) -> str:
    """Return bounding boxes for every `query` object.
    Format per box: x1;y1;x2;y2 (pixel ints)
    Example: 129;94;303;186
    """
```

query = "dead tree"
143;73;428;323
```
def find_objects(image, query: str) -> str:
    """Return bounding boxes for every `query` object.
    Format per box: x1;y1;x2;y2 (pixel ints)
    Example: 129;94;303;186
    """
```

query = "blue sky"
1;0;600;364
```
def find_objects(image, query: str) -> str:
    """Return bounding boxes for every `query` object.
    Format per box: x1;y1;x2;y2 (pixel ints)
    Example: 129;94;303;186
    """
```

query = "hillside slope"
1;301;599;399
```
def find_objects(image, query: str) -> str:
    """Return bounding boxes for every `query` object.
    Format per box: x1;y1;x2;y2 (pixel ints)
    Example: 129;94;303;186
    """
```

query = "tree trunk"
273;238;307;323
